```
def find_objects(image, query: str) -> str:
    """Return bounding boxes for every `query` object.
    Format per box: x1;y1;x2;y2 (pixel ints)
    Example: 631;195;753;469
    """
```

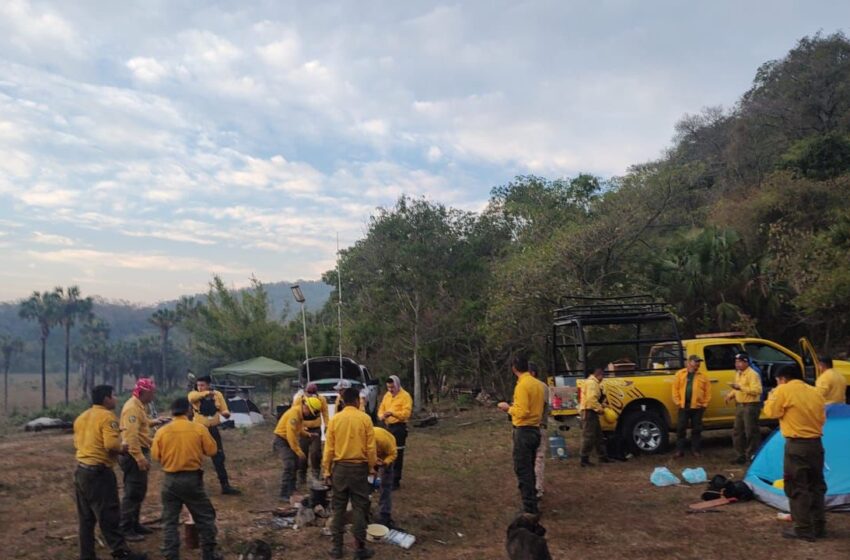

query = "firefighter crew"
292;383;329;485
672;356;712;458
73;384;148;560
579;368;611;467
528;362;549;499
151;397;223;560
322;387;377;560
498;355;545;515
188;375;241;494
119;377;165;541
373;426;398;528
763;364;827;541
378;374;412;490
725;352;763;464
275;396;323;501
816;356;847;405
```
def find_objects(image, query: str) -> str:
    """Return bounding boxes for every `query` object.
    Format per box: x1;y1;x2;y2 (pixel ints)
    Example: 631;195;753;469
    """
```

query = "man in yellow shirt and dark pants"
374;426;398;528
152;397;222;560
323;387;377;559
498;355;545;515
119;377;165;541
672;356;712;458
763;364;827;542
274;396;322;501
73;384;148;560
292;383;329;485
725;352;763;464
378;374;412;490
188;375;240;495
816;356;847;405
579;368;611;467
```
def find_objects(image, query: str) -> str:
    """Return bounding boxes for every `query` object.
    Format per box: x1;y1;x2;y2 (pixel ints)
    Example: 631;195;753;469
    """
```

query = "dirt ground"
0;406;847;560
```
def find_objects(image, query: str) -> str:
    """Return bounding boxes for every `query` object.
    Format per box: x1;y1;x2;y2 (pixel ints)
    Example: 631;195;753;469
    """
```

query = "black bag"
707;474;728;492
722;480;754;501
199;396;218;416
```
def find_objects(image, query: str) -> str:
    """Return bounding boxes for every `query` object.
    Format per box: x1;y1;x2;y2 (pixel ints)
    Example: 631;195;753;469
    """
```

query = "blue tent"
745;404;850;512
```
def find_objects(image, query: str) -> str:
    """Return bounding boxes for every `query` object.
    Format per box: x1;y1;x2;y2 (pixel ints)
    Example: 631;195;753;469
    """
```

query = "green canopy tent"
211;356;299;414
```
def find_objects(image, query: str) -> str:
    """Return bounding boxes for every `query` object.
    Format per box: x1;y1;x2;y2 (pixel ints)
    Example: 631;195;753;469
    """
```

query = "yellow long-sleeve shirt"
763;379;826;439
508;372;545;427
579;376;604;414
374;427;398;465
188;389;229;428
322;406;377;477
120;396;153;463
151;416;217;472
378;388;413;424
816;368;847;405
274;406;307;459
732;367;762;404
74;405;122;467
292;393;329;429
672;368;712;409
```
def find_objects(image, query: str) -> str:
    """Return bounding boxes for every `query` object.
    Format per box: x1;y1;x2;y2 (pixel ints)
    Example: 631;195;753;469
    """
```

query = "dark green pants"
330;462;370;549
784;438;826;537
513;426;541;514
74;465;129;560
161;471;217;560
733;403;761;460
119;449;150;533
298;428;322;482
580;411;607;460
676;408;704;453
273;436;298;498
208;426;230;489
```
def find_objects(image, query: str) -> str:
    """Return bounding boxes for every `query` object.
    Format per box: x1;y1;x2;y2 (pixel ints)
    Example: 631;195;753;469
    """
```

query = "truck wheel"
621;410;668;455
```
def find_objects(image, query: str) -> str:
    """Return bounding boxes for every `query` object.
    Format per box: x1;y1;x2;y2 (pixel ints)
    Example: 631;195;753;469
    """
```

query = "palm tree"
1;335;25;414
149;308;178;387
56;286;94;404
19;290;62;409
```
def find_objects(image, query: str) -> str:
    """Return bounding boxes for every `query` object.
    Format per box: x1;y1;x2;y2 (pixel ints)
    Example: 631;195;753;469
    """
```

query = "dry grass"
0;406;848;559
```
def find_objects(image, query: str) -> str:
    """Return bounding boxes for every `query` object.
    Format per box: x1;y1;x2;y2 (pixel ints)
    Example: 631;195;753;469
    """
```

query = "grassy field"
2;372;140;415
0;406;847;559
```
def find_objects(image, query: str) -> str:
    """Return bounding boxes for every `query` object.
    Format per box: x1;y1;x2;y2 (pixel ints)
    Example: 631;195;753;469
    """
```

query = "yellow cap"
305;396;322;415
772;479;785;490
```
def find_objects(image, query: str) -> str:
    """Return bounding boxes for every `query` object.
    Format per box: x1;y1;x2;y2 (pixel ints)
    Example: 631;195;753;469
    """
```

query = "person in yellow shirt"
291;383;329;485
578;368;611;467
672;356;712;458
152;397;222;560
275;396;322;501
73;384;148;560
373;426;398;528
816;356;847;405
725;352;763;464
498;355;545;515
323;388;377;560
188;375;240;495
378;374;412;490
763;364;827;542
119;377;166;541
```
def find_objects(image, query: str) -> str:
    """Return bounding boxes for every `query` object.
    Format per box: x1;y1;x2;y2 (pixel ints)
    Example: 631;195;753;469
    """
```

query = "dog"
506;513;552;560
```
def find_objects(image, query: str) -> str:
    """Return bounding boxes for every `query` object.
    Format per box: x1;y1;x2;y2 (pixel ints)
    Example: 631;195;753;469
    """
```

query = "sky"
1;1;848;303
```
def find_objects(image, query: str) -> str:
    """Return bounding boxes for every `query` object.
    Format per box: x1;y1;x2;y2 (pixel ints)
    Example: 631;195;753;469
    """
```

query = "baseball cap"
687;355;703;362
734;352;749;361
333;379;352;390
305;382;318;394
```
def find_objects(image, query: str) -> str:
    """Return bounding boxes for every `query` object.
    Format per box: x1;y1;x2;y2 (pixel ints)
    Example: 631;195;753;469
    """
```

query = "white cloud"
32;231;74;246
18;185;78;207
127;57;169;83
0;0;80;56
28;248;248;274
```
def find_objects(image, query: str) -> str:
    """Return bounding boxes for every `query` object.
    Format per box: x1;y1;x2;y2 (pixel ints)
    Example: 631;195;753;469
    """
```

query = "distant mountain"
0;280;332;373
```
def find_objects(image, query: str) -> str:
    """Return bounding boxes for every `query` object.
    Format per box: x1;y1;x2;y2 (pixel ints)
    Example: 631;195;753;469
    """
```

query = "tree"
19;290;62;409
1;334;24;414
74;318;110;396
149;308;179;387
56;286;93;404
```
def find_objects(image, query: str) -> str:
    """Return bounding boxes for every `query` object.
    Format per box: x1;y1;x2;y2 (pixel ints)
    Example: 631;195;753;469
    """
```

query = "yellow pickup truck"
547;297;850;455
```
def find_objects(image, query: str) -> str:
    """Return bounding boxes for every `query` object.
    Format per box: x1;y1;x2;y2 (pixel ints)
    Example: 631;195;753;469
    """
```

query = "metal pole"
337;233;344;380
301;302;311;382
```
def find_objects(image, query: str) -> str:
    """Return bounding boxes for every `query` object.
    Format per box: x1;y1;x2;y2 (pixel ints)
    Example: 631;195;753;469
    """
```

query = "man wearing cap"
498;355;545;515
378;375;413;490
152;397;222;560
578;367;611;468
275;395;322;501
672;356;712;458
292;383;329;485
764;364;827;541
816;356;847;405
188;375;240;495
373;426;398;528
725;352;763;464
323;387;377;559
74;384;148;560
119;378;166;541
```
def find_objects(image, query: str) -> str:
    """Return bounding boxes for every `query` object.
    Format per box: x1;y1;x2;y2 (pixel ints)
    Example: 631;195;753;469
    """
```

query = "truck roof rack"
554;295;670;323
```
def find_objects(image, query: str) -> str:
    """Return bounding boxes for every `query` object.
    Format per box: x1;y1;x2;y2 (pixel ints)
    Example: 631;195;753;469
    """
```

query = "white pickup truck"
295;356;380;420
